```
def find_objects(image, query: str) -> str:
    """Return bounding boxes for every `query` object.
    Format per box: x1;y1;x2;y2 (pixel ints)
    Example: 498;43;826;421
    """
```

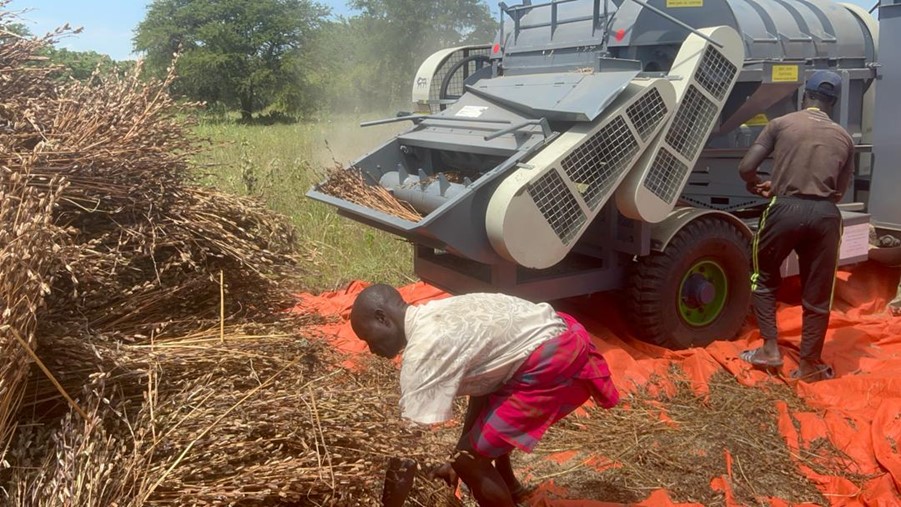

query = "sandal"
739;347;784;369
790;364;835;382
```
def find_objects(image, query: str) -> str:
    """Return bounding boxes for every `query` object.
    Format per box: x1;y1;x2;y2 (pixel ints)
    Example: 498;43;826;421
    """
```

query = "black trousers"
751;195;842;362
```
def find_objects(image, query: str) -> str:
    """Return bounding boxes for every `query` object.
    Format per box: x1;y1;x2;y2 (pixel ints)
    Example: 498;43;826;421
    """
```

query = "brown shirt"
753;108;855;201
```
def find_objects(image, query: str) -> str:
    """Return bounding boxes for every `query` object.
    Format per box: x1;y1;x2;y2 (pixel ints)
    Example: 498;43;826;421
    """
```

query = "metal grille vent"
665;85;719;160
429;49;492;114
643;148;690;203
561;116;640;210
528;170;586;245
626;88;669;141
695;46;737;101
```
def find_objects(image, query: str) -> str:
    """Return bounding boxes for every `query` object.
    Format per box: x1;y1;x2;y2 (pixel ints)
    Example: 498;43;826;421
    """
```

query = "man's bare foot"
790;362;834;382
889;300;901;316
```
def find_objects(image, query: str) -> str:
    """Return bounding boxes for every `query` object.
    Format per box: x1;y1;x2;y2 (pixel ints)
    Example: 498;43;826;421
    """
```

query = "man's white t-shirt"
398;293;567;425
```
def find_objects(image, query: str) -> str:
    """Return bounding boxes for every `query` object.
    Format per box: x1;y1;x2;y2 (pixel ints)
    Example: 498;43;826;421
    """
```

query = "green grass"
192;116;415;292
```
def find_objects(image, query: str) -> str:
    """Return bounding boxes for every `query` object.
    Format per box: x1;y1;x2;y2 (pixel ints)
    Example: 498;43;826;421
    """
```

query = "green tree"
1;23;130;83
303;18;369;113
348;0;497;109
44;48;134;82
1;22;32;38
134;0;329;121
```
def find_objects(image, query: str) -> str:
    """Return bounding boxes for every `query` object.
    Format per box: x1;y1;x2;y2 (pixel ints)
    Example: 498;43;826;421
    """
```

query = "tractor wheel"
627;216;751;349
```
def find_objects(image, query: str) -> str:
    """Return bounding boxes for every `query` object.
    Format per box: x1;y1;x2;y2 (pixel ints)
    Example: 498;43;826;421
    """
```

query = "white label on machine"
840;223;871;260
456;106;488;118
666;0;703;7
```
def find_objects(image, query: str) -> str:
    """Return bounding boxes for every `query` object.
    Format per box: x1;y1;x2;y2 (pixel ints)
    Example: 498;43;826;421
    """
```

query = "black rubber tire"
627;216;751;349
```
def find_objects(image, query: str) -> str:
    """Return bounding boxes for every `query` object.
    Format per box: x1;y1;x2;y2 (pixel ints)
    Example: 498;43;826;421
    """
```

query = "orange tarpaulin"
294;263;901;506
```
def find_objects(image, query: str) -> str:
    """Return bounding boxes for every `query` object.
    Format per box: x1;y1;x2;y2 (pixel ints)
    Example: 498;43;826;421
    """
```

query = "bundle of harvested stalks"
6;380;154;507
520;370;866;505
1;4;319;502
0;5;305;341
42;185;304;339
35;64;305;337
0;20;64;122
319;164;422;222
7;322;463;506
0;171;67;471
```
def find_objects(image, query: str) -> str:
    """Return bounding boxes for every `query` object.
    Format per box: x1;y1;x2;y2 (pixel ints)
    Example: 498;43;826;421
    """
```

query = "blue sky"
7;0;878;61
7;0;357;60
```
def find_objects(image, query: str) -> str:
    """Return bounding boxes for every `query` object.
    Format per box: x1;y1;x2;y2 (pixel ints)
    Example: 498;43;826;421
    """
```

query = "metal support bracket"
360;114;513;128
484;118;553;141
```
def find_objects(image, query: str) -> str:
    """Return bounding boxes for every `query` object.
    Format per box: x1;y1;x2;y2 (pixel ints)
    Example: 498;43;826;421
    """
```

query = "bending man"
350;285;619;506
738;70;855;382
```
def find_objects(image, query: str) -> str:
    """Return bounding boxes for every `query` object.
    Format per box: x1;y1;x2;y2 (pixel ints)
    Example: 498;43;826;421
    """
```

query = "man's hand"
428;462;459;488
746;180;772;198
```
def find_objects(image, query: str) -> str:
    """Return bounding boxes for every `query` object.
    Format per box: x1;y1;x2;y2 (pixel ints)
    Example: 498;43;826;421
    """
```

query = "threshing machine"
309;0;901;349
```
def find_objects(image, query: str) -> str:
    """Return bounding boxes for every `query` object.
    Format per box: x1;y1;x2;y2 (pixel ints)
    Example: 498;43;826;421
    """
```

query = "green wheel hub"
678;260;728;327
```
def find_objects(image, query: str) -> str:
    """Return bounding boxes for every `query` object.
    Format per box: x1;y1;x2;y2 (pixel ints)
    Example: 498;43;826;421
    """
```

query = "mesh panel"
665;85;718;160
528;170;586;245
429;49;492;114
695;46;737;101
561;116;640;210
626;88;669;142
643;148;690;203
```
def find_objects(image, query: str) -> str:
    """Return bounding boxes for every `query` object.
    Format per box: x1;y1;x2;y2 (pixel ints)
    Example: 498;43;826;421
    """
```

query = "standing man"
350;285;619;507
737;70;855;382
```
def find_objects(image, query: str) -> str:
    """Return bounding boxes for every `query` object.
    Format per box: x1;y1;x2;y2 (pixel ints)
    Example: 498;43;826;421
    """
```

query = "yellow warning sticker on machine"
771;65;800;82
746;114;769;127
666;0;703;6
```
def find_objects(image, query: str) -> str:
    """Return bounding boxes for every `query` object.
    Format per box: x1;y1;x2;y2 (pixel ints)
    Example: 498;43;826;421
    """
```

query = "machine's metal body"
308;0;893;347
868;0;901;232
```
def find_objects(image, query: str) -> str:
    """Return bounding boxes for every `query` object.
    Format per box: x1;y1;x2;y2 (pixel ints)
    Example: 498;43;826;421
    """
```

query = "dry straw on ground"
7;322;462;507
519;370;868;506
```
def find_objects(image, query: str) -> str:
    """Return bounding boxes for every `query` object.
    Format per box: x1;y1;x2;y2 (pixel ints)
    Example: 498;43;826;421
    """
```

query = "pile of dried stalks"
0;10;302;344
0;170;67;478
318;164;422;222
0;7;461;505
520;370;867;505
6;321;461;506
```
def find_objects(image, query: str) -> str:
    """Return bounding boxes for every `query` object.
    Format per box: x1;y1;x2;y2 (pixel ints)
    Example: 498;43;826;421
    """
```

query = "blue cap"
805;70;842;99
